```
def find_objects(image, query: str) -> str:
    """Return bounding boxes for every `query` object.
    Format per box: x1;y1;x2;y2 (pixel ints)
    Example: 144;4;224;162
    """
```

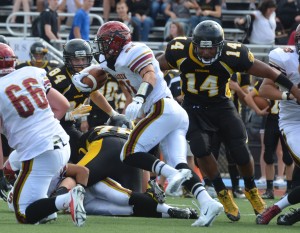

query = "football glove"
72;72;92;92
0;172;12;202
65;105;92;121
125;96;144;121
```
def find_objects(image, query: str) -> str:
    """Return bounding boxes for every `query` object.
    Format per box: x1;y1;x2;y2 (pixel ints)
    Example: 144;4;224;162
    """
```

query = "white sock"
153;161;177;178
55;192;71;210
195;186;213;206
157;203;172;214
276;195;291;210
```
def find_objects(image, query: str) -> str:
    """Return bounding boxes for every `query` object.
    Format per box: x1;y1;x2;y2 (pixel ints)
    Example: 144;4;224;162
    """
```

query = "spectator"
116;1;140;41
58;0;83;26
164;21;185;41
164;0;198;37
11;0;32;24
235;0;277;45
190;0;222;31
40;0;60;47
102;0;125;22
276;0;300;33
127;0;154;41
69;0;94;40
151;0;168;23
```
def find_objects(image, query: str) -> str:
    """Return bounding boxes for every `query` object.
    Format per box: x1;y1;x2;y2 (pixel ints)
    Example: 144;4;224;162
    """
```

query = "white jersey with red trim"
0;66;69;161
268;47;300;129
98;42;172;113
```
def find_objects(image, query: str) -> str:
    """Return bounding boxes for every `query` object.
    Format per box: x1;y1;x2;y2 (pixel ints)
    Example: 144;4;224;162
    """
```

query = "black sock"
25;197;57;224
123;152;158;171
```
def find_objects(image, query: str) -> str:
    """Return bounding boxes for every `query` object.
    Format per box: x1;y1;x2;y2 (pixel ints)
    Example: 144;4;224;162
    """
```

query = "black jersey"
231;72;251;112
165;37;254;104
47;66;90;124
15;60;61;73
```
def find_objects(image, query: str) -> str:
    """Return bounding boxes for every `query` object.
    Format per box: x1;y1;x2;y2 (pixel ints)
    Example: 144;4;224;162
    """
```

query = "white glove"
72;72;92;92
125;96;144;121
65;105;92;121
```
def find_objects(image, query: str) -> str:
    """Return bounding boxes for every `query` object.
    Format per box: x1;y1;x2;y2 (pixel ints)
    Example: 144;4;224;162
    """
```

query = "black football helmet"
106;114;134;129
94;21;131;61
192;20;224;65
295;24;300;54
63;39;93;74
30;42;48;62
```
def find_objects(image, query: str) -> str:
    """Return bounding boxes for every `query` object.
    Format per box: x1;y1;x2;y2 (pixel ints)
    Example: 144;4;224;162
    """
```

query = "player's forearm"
90;91;117;116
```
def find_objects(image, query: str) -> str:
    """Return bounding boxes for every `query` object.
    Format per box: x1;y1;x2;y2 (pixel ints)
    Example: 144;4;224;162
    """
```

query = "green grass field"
1;197;299;233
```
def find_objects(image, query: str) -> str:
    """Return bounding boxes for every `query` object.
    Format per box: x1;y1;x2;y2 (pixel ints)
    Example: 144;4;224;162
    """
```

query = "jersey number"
5;78;48;118
186;73;219;97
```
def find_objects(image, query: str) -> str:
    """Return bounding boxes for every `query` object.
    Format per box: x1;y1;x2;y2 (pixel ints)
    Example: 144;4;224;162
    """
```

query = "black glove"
0;170;12;202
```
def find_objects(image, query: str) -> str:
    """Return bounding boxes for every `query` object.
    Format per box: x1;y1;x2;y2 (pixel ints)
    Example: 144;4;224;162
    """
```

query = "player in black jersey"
157;20;300;222
16;42;61;72
47;39;118;163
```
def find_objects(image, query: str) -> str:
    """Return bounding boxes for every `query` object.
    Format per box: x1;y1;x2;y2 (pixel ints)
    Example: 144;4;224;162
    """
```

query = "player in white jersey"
72;21;224;227
0;43;87;226
255;24;300;225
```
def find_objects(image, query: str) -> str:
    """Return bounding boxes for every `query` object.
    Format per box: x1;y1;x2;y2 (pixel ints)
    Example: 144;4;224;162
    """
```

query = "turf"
1;197;299;233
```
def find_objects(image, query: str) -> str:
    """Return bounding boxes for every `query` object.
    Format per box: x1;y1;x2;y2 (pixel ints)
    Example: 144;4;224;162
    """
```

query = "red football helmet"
0;43;17;76
94;21;131;60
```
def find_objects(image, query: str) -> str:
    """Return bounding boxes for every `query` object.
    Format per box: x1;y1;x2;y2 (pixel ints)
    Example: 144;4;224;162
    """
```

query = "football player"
256;23;300;225
245;79;294;199
47;38;118;163
72;21;224;227
16;41;61;72
156;20;300;221
0;43;86;226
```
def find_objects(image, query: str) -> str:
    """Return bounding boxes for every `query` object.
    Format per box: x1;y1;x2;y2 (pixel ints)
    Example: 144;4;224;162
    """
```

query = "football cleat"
277;208;300;225
165;169;192;195
192;199;223;227
256;205;281;224
146;179;166;204
168;207;191;219
38;212;57;224
217;189;240;221
69;185;86;227
245;187;267;215
261;189;274;200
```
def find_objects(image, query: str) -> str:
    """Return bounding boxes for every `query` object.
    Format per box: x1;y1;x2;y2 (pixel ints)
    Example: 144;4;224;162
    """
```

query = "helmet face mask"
95;21;131;61
192;20;224;65
63;39;93;74
0;43;17;76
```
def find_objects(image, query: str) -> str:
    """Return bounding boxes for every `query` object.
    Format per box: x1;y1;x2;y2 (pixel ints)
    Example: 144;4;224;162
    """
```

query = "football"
253;95;270;111
81;66;108;91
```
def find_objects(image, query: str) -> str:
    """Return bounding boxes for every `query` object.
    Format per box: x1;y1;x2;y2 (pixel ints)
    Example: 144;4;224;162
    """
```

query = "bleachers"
0;1;275;62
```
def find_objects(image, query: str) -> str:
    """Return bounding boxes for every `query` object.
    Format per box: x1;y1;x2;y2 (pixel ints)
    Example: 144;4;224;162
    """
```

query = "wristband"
281;91;292;100
275;73;294;91
136;82;153;100
81;116;88;122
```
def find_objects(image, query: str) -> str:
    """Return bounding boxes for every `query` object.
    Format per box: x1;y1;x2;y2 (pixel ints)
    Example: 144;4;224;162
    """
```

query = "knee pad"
188;132;211;158
263;152;274;165
228;143;251;166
